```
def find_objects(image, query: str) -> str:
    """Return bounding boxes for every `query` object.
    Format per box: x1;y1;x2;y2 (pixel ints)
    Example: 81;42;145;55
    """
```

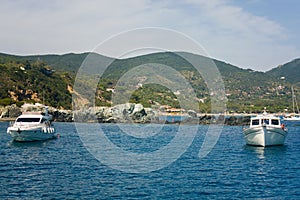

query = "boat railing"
22;111;42;115
10;122;51;129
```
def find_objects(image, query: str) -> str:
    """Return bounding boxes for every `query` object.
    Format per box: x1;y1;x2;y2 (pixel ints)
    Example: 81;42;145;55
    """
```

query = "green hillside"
267;58;300;84
0;56;72;109
0;52;298;113
97;52;294;112
0;53;88;75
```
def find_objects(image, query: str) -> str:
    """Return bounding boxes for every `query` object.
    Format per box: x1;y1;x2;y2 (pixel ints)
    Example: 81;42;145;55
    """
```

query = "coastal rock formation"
0;105;22;118
0;104;73;122
50;108;73;122
74;103;158;123
196;114;250;126
0;104;250;125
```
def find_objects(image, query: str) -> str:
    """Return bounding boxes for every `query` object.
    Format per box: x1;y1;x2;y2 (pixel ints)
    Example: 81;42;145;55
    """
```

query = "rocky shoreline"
0;103;250;126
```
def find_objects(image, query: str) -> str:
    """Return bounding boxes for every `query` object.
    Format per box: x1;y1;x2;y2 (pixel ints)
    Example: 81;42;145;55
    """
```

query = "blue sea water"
0;122;299;199
158;115;189;122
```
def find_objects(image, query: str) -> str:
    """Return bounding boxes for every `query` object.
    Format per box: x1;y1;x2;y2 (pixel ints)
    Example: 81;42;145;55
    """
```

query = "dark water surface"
0;122;299;199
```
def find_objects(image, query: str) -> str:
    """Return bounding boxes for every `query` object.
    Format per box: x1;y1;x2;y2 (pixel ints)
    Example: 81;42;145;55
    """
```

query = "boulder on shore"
0;105;22;118
0;104;250;125
74;103;157;123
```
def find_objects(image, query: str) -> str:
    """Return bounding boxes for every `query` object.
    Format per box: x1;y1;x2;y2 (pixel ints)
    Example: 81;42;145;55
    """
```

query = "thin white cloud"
185;0;286;40
0;0;298;71
178;0;297;70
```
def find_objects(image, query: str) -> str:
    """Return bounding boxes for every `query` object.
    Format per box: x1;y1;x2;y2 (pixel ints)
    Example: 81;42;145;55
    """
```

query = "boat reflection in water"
244;145;287;160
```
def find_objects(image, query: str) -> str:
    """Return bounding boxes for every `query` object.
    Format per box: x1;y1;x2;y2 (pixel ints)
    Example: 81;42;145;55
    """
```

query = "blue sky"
0;0;299;71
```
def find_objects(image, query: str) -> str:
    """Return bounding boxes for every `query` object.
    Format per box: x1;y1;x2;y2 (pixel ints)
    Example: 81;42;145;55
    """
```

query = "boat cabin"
15;114;47;124
250;116;281;127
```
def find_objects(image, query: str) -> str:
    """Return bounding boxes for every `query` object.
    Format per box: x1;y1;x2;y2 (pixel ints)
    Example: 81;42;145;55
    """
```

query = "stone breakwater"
0;103;250;125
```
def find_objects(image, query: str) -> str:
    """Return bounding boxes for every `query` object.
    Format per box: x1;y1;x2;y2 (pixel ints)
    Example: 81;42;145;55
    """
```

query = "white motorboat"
7;104;56;142
243;109;288;147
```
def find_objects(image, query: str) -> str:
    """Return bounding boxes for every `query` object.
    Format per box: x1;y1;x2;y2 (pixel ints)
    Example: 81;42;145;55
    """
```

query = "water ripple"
0;123;299;199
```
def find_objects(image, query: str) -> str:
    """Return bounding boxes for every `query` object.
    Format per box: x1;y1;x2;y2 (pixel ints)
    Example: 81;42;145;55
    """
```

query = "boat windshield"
251;119;260;125
16;118;41;122
263;119;269;125
271;119;279;125
251;118;280;126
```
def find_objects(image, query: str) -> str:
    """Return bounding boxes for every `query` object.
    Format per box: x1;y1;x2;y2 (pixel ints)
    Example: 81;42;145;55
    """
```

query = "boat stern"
7;126;56;142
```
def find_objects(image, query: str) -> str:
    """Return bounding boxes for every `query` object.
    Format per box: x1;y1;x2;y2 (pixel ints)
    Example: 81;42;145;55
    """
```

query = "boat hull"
7;126;56;142
243;126;287;147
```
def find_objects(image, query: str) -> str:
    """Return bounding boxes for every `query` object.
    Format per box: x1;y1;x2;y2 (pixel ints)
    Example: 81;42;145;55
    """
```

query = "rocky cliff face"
0;103;249;125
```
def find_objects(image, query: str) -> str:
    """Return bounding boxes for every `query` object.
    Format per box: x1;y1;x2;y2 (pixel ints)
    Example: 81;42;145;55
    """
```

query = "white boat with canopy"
243;108;288;147
7;103;56;142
